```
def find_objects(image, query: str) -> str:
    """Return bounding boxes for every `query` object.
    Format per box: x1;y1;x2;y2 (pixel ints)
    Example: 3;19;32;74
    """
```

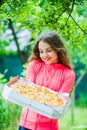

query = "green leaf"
39;0;47;7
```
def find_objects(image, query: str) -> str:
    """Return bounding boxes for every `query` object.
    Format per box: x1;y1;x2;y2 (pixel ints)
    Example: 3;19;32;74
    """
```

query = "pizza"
8;79;65;107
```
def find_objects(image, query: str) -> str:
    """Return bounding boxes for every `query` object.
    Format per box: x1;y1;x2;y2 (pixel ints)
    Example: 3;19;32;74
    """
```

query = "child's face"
38;41;58;64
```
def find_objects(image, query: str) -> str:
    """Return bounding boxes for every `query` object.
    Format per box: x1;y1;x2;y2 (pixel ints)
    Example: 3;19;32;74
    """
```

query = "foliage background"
0;0;87;129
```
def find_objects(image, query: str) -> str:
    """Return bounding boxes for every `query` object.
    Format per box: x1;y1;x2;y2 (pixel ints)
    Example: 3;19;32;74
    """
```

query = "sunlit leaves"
0;0;87;67
39;0;47;7
0;73;7;83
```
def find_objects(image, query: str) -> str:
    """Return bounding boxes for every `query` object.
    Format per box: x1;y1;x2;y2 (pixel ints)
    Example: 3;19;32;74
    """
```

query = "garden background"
0;0;87;130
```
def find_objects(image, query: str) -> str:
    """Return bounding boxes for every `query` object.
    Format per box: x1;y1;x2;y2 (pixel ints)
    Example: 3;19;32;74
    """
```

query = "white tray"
2;85;71;119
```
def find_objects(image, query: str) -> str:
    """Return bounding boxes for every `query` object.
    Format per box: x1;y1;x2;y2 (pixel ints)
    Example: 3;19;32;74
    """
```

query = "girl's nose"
43;52;48;57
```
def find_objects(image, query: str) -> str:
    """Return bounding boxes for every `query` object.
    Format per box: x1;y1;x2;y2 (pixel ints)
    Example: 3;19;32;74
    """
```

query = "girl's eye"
47;50;52;52
39;49;52;53
39;51;43;53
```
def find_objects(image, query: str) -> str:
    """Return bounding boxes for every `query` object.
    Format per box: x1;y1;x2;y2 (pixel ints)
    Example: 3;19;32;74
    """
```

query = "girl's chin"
44;61;52;64
42;59;52;64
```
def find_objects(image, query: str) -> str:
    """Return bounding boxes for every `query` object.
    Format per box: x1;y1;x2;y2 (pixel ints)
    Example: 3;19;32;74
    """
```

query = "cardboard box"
2;85;71;119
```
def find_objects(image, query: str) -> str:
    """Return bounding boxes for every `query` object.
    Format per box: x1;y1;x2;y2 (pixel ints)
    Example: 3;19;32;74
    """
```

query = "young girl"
19;31;75;130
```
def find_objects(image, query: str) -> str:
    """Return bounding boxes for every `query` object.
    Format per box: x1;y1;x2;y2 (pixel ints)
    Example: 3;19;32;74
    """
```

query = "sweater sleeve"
59;70;75;93
26;61;36;83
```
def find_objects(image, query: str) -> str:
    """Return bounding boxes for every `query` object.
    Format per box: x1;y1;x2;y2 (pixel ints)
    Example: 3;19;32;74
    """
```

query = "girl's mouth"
43;58;51;62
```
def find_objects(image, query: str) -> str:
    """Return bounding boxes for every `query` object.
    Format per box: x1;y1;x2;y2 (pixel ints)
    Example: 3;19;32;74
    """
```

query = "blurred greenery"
59;107;87;130
0;84;22;130
0;73;7;83
0;0;87;129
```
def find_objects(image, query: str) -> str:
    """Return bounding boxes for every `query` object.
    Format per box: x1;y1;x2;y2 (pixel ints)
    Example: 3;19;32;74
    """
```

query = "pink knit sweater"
19;60;75;130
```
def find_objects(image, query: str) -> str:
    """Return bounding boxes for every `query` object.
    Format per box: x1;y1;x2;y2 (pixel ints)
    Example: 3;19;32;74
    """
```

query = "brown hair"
28;31;72;69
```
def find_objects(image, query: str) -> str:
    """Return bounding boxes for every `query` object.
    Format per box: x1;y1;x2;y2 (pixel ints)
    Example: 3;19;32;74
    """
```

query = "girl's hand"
6;76;18;86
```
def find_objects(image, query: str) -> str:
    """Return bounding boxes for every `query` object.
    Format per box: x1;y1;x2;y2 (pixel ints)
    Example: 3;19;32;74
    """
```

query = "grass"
59;107;87;130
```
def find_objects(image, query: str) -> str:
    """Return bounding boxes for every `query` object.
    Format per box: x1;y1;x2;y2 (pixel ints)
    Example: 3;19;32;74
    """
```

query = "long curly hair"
28;31;72;69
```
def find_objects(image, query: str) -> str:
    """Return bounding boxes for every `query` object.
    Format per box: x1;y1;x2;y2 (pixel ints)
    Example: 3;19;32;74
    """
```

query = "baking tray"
2;85;71;119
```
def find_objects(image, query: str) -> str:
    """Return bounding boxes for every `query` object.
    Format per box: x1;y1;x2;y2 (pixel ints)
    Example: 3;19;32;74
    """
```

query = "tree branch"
57;7;69;19
70;15;87;34
60;0;75;31
75;70;87;88
8;19;26;64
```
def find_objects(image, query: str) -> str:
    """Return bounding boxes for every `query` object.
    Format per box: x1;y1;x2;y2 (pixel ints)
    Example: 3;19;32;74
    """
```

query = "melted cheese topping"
10;82;65;106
